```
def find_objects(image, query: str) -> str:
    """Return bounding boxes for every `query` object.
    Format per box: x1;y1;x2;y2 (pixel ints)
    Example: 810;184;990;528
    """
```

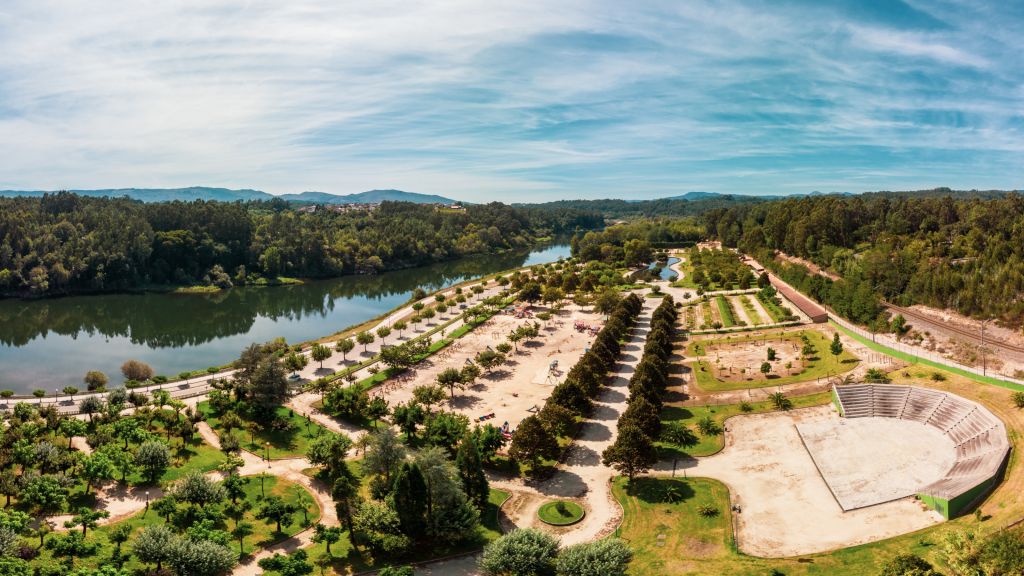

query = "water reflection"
0;244;568;391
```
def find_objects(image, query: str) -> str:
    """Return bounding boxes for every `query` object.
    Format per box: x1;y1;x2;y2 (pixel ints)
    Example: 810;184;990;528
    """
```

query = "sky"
0;1;1021;202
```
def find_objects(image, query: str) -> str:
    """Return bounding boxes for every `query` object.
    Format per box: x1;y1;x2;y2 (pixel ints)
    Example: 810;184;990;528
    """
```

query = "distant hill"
0;187;462;205
0;186;269;203
278;189;460;205
660;191;728;201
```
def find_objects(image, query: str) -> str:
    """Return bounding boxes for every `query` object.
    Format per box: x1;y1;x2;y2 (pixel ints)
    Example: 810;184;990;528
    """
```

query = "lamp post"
145;490;150;513
265;442;271;462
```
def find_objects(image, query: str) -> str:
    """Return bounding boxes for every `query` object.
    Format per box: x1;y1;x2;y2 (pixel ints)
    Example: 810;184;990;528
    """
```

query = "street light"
265;441;271;462
145;490;150;512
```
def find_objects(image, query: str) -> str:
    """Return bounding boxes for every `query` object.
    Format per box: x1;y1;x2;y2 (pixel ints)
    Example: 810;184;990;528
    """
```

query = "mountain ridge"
0;186;461;205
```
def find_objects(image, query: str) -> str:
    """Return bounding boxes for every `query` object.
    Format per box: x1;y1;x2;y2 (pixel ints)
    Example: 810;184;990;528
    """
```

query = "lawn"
612;476;734;575
657;392;832;458
738;295;762;325
687;329;859;391
538;500;584;525
197;401;334;459
31;474;320;573
715;295;737;328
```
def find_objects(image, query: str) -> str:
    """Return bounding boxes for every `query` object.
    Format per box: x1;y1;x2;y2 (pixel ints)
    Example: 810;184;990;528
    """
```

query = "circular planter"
537;500;585;526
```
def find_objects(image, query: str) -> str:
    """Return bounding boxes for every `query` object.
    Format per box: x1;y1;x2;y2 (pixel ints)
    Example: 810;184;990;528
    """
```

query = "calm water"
649;257;681;280
0;244;570;393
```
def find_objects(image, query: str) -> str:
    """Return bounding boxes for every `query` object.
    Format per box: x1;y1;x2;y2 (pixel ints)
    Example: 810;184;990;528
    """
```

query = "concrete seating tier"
833;383;1009;506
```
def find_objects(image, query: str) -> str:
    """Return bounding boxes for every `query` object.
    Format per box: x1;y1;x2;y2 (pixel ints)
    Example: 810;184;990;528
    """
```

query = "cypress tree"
392;462;428;539
455;435;489;512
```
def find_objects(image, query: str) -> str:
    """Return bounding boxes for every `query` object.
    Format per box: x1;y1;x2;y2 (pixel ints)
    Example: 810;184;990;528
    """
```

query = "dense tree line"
703;192;1024;327
0;193;601;297
571;219;704;266
525;195;769;219
603;296;676;482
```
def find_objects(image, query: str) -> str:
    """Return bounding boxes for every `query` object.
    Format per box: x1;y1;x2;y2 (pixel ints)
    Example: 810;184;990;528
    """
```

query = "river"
0;243;570;393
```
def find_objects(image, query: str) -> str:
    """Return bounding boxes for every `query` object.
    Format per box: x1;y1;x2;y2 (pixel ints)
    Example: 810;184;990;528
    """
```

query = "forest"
702;192;1024;327
0;194;602;297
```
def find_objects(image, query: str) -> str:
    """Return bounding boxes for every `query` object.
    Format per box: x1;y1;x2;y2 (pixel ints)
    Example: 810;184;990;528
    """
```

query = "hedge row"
618;296;677;438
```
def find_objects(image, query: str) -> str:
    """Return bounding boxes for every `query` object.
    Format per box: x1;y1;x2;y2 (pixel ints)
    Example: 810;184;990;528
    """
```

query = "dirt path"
496;297;654;545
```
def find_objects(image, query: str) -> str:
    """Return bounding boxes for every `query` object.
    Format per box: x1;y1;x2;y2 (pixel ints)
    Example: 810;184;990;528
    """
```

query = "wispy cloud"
0;0;1021;200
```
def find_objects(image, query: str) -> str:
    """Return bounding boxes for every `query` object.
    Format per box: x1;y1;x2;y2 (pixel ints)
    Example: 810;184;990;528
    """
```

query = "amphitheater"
814;384;1011;518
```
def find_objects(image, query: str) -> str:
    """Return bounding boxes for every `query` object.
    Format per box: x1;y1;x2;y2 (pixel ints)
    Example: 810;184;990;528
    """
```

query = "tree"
335;338;355;362
353;501;411;557
660;421;699;448
363;428;407;485
284;352;308;375
456;434;490;511
477;350;506;373
232;521;255;553
108;522;132;553
479;528;559;576
121;360;154;382
247;356;289;414
133;524;176;571
356;331;375;354
135;440;172;483
461;364;481;387
390;400;423;440
46;531;97;568
377;325;392;345
392;462;429;539
619;396;661;438
508;416;559;472
601;425;657;484
538;404;576;438
256;495;298;533
171;471;226;508
831;332;844;357
766;347;777;361
168;538;237;576
84;370;108;391
81;452;116;494
61;417;88;448
306;433;353;480
437;367;465;400
20;473;69;513
311;344;331;369
555;538;633;576
594;288;622;315
1013;391;1024;409
308;523;342;557
366;396;390;428
519;282;542;303
760;362;772;377
769;392;791;410
62;386;79;402
425;411;470;454
80;395;104;422
64;507;109;537
413;384;445;413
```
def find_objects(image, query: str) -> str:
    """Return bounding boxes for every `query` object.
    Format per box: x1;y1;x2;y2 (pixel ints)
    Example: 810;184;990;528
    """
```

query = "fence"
829;313;1024;389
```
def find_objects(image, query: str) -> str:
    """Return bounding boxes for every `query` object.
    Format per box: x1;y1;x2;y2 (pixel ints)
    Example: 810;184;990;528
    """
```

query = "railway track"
886;304;1024;355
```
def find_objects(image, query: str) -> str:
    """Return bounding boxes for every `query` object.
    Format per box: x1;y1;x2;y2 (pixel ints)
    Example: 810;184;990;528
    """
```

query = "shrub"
479;528;559;576
555;538;632;576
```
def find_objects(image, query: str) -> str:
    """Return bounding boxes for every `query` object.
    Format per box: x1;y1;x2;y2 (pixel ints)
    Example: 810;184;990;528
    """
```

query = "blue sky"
0;1;1021;202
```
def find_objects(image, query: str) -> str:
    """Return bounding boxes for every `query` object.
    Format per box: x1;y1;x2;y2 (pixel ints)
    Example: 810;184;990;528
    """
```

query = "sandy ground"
374;304;601;435
700;337;805;383
495;298;655;546
797;417;955;510
655;405;943;557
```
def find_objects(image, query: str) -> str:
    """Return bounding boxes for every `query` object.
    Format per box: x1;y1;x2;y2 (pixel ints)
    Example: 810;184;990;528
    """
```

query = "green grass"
700;300;715;328
756;291;788;323
715;295;737;328
831;320;1024;392
687;329;859;391
537;500;585;525
197;402;334;459
30;474;320;573
738;295;762;325
657;392;832;458
612;476;734;575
